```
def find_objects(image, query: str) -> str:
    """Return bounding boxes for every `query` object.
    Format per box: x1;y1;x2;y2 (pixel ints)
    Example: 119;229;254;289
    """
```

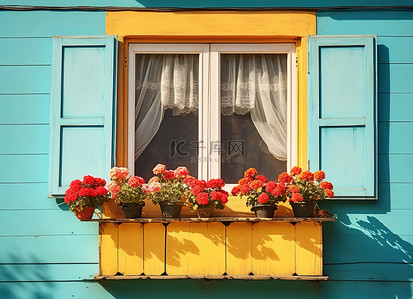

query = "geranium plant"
145;164;191;205
231;168;286;207
281;166;334;203
186;177;229;211
108;167;146;207
64;175;109;217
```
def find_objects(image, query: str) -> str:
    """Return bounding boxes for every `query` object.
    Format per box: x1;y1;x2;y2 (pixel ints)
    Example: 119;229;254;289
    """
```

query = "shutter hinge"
307;160;310;170
307;51;310;74
124;56;128;68
295;56;298;68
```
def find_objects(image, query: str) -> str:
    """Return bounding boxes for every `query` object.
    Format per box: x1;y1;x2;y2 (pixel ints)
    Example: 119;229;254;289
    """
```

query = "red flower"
183;175;197;187
289;185;300;193
244;168;258;178
174;166;189;179
314;170;325;182
96;186;108;196
238;177;253;186
78;187;89;197
88;188;98;197
210;191;221;200
196;192;209;205
324;189;334;198
190;185;205;196
206;178;225;189
320;181;333;190
94;177;106;187
300;171;314;182
83;175;95;186
219;190;229;204
153;164;166;175
250;180;264;190
271;184;285;196
278;172;293;184
231;185;241;196
257;193;269;204
163;170;176;180
64;188;78;204
240;184;252;195
290;193;304;202
70;179;82;191
256;175;268;184
265;181;276;193
290;166;302;176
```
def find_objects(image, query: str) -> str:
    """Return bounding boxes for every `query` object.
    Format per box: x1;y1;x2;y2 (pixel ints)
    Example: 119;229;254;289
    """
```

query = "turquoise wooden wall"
1;7;413;299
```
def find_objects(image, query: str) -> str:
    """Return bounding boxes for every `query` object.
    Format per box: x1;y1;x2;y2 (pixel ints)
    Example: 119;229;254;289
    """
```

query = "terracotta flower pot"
290;201;316;217
160;201;185;218
197;206;214;218
120;203;145;218
251;204;277;218
76;207;95;220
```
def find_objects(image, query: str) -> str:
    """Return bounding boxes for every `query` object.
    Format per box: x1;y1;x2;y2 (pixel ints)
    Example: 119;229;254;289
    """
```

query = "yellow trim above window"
106;10;316;170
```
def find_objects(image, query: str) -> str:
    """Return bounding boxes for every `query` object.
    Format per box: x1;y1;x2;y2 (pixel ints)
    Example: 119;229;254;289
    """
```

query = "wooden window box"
83;216;336;280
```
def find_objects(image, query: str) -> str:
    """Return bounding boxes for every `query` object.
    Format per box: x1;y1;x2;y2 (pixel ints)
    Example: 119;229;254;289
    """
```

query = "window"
128;44;297;185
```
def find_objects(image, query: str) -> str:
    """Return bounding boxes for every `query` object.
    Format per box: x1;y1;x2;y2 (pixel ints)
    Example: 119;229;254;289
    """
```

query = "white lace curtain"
221;54;288;161
135;53;287;161
134;54;199;159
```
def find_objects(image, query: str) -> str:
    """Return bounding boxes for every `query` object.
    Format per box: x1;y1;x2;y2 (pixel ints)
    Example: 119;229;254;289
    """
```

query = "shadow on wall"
0;254;56;299
321;213;413;299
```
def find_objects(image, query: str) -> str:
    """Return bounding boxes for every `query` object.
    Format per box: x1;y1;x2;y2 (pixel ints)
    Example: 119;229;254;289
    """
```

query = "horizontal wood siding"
316;10;413;294
1;7;413;299
0;9;106;295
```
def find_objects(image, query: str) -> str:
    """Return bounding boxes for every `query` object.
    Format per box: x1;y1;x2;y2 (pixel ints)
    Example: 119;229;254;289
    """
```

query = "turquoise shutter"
49;36;117;197
308;35;377;199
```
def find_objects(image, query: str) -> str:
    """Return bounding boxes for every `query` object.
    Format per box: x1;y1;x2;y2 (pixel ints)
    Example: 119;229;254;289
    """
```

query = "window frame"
127;43;297;184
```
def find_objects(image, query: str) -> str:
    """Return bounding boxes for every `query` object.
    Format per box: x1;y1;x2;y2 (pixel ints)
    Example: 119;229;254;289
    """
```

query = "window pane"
220;54;287;183
134;54;199;180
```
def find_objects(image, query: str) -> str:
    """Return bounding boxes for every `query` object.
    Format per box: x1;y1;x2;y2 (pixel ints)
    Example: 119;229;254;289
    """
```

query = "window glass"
220;54;288;182
134;54;199;180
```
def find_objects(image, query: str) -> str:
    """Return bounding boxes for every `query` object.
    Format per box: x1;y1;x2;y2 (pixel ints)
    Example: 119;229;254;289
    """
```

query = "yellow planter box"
95;217;335;280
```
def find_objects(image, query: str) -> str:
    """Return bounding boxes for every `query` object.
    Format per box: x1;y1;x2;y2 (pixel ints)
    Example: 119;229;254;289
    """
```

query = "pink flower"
174;166;189;179
147;182;161;192
153;164;166;175
109;167;129;180
128;176;145;187
257;193;269;204
148;176;159;185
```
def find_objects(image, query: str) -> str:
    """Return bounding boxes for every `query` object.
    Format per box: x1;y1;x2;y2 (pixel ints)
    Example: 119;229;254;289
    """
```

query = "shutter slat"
49;36;117;197
308;35;377;199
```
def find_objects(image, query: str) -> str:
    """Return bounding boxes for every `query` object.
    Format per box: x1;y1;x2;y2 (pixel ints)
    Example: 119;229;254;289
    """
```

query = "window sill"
82;216;336;224
91;274;329;281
